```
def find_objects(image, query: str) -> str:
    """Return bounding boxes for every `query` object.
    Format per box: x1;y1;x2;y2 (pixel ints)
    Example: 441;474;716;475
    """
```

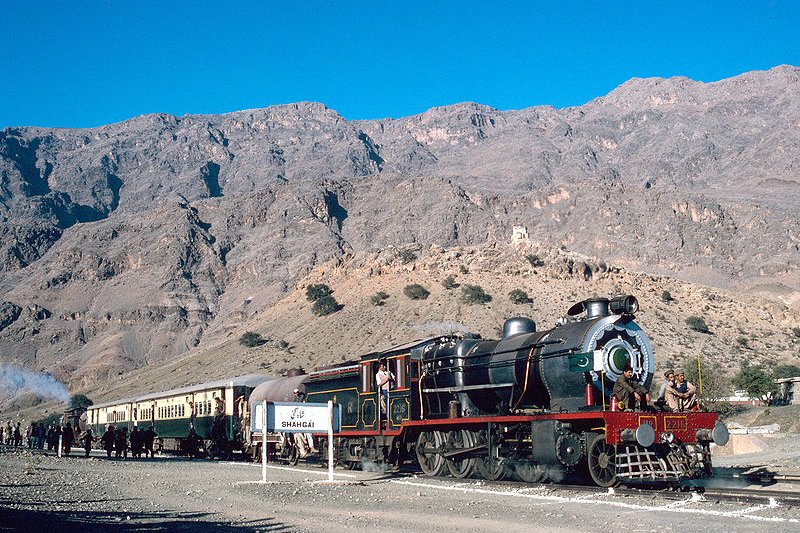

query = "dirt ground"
712;404;800;476
722;404;800;434
2;441;800;533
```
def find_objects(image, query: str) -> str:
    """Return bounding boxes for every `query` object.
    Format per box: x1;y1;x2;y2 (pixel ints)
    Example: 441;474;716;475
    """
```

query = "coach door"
387;355;411;427
360;360;378;430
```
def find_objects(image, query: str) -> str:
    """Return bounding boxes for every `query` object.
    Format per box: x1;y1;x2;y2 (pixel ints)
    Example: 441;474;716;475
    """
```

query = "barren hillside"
1;66;800;417
7;239;797;424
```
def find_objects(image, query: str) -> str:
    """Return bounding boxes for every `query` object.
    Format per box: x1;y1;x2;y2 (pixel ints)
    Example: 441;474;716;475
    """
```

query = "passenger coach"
86;374;271;455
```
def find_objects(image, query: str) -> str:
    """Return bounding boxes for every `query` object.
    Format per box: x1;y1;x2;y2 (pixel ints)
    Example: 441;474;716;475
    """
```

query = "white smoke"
360;459;391;473
0;363;70;404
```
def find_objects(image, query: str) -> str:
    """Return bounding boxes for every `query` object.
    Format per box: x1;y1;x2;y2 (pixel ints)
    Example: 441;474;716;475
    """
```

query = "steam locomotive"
83;294;728;487
251;294;728;487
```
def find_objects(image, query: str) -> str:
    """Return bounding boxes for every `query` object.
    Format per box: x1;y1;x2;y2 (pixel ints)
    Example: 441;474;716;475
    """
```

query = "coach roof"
88;374;274;408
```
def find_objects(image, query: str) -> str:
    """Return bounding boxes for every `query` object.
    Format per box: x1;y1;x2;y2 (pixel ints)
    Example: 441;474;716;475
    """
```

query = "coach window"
361;362;374;392
392;356;407;389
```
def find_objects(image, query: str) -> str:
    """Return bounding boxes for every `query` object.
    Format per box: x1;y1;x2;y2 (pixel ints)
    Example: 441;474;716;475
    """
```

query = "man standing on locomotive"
612;365;651;411
376;360;395;423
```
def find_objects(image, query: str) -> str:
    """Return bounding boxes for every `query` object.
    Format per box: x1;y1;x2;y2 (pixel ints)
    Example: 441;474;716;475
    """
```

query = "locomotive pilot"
612;365;651;411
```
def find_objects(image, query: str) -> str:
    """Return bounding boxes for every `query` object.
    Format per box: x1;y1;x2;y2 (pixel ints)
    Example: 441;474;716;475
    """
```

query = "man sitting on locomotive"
655;369;676;411
612;365;651;411
665;369;697;412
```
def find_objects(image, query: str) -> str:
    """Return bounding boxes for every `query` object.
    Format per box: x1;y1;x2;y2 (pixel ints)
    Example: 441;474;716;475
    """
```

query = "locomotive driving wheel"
474;428;505;481
415;431;446;476
586;433;619;487
445;430;476;479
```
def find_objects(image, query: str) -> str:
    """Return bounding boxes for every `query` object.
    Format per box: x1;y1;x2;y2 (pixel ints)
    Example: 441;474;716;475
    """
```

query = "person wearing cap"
612;365;650;411
666;369;697;411
656;370;676;411
290;387;317;455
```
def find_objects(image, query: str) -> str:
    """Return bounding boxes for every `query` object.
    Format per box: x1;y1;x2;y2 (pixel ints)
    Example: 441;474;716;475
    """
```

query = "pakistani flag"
568;352;593;372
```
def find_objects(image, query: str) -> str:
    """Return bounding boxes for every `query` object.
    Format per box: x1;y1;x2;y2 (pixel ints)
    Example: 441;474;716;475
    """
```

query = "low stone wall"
712;434;769;456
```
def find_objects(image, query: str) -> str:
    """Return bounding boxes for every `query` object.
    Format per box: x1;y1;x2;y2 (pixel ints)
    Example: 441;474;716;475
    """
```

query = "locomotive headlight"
609;295;639;315
622;423;655;447
711;423;729;446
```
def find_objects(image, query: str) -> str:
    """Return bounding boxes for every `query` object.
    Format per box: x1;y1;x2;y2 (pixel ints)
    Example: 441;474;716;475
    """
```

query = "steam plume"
0;363;70;404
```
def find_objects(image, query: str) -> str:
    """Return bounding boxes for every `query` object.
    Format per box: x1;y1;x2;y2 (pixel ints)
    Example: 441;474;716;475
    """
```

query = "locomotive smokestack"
584;299;610;319
566;295;639;319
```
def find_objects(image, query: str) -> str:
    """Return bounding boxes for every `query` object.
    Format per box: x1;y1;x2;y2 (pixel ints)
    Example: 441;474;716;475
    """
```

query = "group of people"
1;420;80;454
1;419;160;459
1;421;23;447
612;365;697;412
97;425;158;459
657;369;698;412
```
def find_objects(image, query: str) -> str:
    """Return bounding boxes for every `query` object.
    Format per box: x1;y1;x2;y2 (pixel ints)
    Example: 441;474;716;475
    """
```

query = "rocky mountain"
1;65;799;409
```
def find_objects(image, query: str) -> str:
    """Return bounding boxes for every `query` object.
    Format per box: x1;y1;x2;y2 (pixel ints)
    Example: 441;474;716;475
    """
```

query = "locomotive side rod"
441;442;488;459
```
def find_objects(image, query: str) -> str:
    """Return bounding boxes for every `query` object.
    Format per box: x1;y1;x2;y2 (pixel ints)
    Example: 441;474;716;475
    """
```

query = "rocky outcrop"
0;302;22;333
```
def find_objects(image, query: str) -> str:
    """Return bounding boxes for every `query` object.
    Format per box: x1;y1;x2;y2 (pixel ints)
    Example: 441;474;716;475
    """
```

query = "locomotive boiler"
418;295;654;418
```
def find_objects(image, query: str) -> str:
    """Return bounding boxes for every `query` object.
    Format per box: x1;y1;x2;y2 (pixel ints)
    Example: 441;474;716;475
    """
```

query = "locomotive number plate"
638;416;656;428
664;416;687;431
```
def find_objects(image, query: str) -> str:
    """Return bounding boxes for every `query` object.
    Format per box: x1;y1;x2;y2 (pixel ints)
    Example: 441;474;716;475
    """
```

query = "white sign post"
261;400;267;483
327;400;334;482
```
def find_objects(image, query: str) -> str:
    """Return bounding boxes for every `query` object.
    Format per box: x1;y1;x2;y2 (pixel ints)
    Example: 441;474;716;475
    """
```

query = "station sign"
252;402;340;433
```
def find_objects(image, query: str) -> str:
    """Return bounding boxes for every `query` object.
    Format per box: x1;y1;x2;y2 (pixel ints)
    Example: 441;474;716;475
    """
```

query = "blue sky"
3;1;798;129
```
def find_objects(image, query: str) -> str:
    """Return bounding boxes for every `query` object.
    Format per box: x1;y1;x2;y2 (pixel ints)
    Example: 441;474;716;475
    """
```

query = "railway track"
520;480;800;506
389;468;800;507
697;485;800;505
